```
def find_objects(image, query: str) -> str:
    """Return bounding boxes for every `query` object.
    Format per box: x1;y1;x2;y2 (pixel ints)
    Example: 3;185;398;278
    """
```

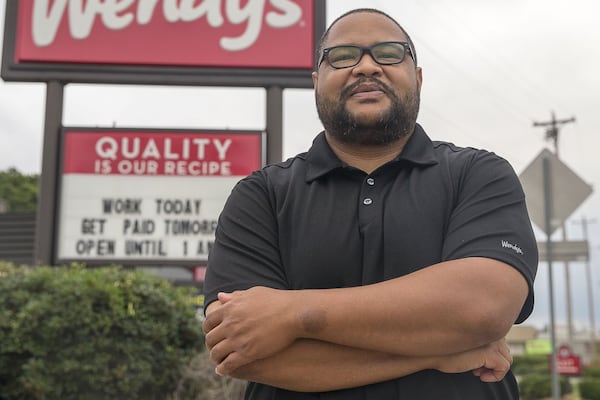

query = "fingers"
202;292;233;334
205;326;243;376
204;323;227;350
208;339;256;376
202;310;221;335
202;287;291;377
476;367;508;383
472;339;512;382
218;291;235;303
209;338;232;365
202;291;247;374
214;351;253;376
498;339;513;365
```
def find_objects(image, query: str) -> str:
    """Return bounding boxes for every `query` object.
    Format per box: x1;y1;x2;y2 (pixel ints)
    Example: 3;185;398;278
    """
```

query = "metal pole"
265;86;283;165
579;217;597;356
543;156;561;400
561;224;574;343
34;81;64;265
534;111;577;344
554;140;574;345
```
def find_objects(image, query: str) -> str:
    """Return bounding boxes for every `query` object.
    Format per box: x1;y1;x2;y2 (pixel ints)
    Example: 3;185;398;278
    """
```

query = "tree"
0;167;39;212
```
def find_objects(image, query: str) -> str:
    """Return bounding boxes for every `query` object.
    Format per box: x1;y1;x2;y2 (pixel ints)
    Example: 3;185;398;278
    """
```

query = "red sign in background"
62;130;263;176
15;0;314;69
550;345;582;376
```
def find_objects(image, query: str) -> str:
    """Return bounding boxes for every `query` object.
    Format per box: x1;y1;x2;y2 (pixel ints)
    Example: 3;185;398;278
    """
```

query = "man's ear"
311;71;318;89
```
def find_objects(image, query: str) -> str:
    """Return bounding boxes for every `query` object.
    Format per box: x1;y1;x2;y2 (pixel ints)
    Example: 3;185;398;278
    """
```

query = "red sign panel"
15;0;314;69
557;356;582;376
62;129;262;176
1;0;325;87
549;345;583;376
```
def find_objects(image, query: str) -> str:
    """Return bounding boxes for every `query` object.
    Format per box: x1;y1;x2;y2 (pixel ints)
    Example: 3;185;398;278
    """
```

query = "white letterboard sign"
56;128;263;265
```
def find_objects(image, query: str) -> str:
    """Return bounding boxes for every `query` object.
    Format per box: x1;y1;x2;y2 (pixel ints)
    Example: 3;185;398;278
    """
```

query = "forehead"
325;12;408;47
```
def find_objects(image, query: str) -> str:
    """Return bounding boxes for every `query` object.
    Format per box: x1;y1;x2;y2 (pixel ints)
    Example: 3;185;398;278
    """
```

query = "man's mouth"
341;80;390;101
351;83;385;96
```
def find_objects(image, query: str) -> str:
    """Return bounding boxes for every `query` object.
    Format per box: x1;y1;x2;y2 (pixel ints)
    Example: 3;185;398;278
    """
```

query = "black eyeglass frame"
318;41;415;69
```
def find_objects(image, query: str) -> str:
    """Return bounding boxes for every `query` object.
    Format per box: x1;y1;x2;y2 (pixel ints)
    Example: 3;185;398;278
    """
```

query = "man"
202;8;538;399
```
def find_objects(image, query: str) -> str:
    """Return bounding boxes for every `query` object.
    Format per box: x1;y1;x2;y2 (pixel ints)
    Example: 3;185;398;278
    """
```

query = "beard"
316;78;420;146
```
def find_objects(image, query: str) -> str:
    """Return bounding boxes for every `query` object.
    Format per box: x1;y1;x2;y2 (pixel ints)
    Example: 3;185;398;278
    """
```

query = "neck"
325;132;411;174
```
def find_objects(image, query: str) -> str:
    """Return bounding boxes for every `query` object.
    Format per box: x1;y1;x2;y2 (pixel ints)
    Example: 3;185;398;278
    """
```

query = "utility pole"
534;111;577;340
533;111;576;400
533;111;576;158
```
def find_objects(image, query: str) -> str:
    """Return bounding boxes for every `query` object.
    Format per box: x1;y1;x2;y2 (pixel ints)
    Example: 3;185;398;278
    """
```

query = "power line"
416;2;568;120
429;0;571;113
403;1;540;125
419;103;497;149
414;37;533;123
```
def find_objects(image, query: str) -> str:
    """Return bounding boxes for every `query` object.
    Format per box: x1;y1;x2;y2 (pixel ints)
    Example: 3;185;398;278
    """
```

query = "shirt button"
366;178;375;186
363;198;373;205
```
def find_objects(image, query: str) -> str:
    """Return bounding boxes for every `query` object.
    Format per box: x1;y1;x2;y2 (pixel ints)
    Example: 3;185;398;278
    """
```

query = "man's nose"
352;53;383;76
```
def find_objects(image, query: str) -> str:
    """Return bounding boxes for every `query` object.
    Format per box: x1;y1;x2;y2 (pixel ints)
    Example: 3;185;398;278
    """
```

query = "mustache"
340;78;395;101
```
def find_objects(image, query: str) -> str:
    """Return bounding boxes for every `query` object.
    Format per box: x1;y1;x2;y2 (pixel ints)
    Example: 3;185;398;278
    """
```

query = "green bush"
512;354;550;376
0;262;204;400
580;378;600;400
518;373;571;400
584;365;600;379
0;260;17;276
170;352;246;400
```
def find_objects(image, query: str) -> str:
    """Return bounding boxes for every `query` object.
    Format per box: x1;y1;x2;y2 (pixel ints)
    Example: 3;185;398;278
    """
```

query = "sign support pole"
543;155;560;400
34;81;64;266
266;86;283;165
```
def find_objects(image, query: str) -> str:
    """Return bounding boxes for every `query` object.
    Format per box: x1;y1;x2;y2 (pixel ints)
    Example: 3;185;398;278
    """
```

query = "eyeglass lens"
326;42;407;68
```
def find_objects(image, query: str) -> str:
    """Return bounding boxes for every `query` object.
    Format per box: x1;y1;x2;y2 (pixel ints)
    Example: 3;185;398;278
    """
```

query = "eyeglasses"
319;41;414;69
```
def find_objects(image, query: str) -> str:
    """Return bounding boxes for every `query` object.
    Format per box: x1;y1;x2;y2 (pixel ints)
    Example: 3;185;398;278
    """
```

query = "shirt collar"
305;124;439;182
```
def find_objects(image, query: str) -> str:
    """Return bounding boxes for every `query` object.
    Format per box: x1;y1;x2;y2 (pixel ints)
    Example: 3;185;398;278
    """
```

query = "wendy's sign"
1;0;325;87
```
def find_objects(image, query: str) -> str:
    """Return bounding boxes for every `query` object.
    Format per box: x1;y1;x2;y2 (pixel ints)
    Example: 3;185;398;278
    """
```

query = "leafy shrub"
170;352;246;400
512;354;550;376
584;365;600;379
0;262;204;400
518;374;571;400
580;378;600;400
0;260;17;276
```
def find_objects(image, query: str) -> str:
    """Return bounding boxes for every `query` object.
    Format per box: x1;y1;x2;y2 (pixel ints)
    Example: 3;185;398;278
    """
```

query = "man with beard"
202;8;538;400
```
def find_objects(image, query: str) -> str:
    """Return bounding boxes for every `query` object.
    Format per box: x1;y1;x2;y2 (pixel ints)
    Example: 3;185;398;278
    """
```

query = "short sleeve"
203;171;287;311
442;151;538;323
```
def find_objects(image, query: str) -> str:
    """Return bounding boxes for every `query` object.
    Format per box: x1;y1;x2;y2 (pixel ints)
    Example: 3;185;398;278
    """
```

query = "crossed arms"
202;257;529;392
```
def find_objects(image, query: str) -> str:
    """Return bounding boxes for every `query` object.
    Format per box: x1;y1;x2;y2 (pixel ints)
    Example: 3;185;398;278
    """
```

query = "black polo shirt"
204;124;538;400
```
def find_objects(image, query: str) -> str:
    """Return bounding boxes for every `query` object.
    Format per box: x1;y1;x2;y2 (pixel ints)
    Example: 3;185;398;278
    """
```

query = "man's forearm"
204;258;528;372
228;339;433;392
293;258;528;356
226;338;512;392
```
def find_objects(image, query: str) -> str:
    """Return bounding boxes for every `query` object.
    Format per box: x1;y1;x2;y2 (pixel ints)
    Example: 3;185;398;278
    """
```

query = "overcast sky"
1;0;599;332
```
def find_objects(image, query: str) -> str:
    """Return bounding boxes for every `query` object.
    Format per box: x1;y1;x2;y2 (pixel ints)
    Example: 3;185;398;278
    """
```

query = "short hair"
314;8;418;70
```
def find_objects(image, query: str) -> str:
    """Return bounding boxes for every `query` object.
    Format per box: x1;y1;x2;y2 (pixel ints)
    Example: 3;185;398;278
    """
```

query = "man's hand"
433;338;513;382
202;287;300;375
